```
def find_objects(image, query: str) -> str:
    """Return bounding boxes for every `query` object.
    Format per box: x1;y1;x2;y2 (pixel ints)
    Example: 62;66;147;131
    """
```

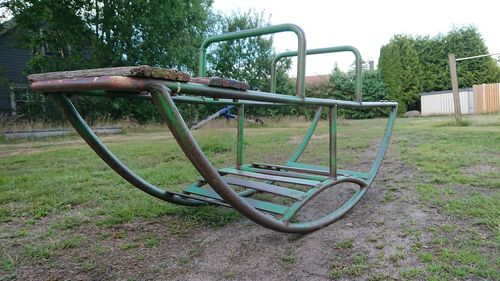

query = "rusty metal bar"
30;76;397;108
184;185;289;215
239;165;328;182
252;162;370;179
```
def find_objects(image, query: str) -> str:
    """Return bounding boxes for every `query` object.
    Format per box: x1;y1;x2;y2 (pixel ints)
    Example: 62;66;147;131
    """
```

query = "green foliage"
303;69;389;119
3;0;212;72
206;10;291;92
379;35;422;113
205;10;295;119
414;35;449;92
379;25;500;113
2;3;299;122
444;26;500;87
2;0;213;122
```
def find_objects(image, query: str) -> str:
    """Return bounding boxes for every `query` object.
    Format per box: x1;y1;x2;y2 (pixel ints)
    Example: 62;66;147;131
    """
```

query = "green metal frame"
270;45;362;101
199;23;307;98
29;24;398;234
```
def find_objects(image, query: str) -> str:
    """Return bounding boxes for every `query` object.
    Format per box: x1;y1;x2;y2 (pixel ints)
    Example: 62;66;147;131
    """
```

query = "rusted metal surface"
31;76;149;93
191;77;249;91
31;76;397;108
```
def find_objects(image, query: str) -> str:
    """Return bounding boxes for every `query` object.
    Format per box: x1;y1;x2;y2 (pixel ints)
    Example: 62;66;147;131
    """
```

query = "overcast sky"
213;0;500;76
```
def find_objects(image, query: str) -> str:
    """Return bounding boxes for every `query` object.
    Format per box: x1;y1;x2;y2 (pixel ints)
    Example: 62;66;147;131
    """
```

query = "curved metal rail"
29;23;397;234
34;76;397;233
271;46;364;171
270;45;363;102
198;23;307;98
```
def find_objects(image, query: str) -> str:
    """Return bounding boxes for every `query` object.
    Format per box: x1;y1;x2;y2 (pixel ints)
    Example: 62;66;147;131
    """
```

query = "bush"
305;69;391;119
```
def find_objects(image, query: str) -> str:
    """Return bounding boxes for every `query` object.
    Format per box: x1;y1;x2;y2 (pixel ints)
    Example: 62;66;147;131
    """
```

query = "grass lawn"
0;113;498;280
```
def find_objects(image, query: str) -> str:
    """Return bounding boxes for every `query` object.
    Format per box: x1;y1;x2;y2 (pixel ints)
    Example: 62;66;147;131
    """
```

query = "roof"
304;74;330;85
420;88;473;96
290;74;331;86
0;19;16;37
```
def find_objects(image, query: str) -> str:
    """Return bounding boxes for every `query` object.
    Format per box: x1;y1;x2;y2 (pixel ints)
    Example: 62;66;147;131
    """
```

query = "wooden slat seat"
28;65;191;82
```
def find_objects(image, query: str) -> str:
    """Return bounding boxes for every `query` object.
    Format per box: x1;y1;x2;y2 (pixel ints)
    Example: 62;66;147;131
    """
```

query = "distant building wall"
420;83;500;116
0;23;32;116
420;89;472;116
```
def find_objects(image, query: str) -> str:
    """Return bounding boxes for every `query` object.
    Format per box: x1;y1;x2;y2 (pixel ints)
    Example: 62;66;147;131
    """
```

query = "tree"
379;44;402;104
327;69;389;118
444;25;499;88
205;10;294;118
2;0;213;73
378;26;499;114
378;35;422;113
2;0;214;122
414;35;449;92
206;10;292;93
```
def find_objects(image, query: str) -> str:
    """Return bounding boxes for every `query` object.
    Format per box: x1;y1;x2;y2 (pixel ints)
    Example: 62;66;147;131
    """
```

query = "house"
0;20;32;116
289;74;331;87
304;74;330;86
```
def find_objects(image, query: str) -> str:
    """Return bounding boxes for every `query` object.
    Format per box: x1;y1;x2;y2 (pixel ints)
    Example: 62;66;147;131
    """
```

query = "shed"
420;88;473;116
420;83;500;116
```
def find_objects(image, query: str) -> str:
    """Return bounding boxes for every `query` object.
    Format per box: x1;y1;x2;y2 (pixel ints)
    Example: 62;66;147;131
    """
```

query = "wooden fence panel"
473;85;485;113
485;83;499;112
473;83;500;113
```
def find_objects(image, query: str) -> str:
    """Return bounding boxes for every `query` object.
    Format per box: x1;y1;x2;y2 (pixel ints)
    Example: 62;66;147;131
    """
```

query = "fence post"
448;53;462;123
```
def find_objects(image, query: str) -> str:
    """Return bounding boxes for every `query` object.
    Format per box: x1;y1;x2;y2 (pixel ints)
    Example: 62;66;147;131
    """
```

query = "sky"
213;0;500;76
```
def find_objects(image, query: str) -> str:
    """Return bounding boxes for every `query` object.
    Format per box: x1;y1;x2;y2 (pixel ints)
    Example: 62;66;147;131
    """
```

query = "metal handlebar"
270;46;363;102
198;23;307;98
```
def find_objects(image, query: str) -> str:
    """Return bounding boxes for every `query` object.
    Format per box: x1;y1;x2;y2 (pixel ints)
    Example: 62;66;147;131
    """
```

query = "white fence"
420;89;473;116
421;83;500;116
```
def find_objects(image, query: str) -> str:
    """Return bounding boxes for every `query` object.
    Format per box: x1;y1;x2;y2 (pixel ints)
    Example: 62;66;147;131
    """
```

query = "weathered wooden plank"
27;65;191;82
191;77;249;91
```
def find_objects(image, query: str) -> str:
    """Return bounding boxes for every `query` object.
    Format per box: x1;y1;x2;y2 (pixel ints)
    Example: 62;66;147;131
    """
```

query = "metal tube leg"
48;93;204;206
237;105;245;167
287;106;323;164
329;105;337;179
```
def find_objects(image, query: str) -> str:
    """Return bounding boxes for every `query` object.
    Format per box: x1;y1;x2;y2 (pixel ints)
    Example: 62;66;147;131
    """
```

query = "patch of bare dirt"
2;140;493;281
288;133;332;145
464;164;497;175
